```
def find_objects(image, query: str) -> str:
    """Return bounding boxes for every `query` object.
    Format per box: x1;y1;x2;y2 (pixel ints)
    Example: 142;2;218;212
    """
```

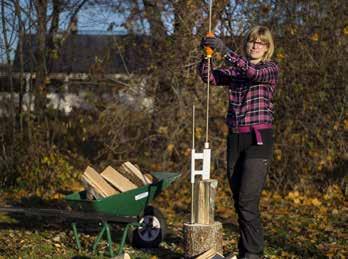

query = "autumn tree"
0;0;346;193
98;0;347;192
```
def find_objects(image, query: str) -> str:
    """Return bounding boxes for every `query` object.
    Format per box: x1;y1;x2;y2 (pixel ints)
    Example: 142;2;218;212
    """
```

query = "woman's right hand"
200;36;228;56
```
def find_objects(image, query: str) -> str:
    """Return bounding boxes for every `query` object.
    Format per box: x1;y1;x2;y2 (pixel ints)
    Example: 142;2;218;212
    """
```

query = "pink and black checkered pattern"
198;50;279;128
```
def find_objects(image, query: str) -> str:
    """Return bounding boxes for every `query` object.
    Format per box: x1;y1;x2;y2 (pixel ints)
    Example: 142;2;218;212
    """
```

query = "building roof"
13;34;151;74
0;63;10;72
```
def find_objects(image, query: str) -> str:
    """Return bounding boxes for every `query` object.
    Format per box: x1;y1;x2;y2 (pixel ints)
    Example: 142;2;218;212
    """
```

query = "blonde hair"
243;26;275;62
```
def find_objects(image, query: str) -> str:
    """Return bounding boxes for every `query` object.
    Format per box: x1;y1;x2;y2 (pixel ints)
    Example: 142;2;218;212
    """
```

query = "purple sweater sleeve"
225;51;279;86
197;58;246;86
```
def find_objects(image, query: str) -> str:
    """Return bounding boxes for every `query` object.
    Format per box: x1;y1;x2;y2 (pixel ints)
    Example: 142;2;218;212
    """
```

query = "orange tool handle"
204;31;214;58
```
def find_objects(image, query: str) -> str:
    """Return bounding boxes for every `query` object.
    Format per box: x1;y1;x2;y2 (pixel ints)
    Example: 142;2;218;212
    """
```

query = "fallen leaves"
0;185;346;258
344;25;348;35
310;32;320;42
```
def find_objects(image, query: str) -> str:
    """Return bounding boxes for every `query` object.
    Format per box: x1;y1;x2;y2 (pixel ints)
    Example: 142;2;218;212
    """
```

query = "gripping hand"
201;36;229;56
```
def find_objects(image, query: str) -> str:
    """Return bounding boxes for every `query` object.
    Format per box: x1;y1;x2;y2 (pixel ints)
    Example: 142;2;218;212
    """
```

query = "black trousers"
227;129;273;258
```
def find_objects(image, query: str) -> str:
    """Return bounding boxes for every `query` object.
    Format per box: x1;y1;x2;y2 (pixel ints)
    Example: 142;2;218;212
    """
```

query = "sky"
0;0;222;63
69;4;128;34
0;1;129;63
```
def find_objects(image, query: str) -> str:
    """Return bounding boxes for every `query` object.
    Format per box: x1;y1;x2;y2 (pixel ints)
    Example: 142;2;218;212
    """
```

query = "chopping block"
183;179;223;258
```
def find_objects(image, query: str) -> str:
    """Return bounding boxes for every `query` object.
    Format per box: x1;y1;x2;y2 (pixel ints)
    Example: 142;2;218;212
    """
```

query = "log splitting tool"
190;0;214;223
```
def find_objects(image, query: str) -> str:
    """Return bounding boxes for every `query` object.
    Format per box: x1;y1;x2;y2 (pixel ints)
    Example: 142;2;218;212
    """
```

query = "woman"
199;26;279;259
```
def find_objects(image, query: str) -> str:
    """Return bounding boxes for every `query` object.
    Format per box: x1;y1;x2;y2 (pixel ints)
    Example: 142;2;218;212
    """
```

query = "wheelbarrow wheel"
129;206;167;248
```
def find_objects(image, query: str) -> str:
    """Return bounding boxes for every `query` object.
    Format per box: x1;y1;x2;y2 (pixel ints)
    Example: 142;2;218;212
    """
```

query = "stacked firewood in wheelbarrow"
81;161;156;199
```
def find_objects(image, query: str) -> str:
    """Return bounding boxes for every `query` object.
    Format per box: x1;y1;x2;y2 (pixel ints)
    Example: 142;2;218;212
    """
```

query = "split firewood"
101;166;138;192
195;248;225;259
112;252;131;259
80;162;158;200
81;176;103;200
144;173;156;184
210;253;225;259
133;164;156;184
124;162;149;184
82;166;119;198
196;248;218;259
118;162;148;186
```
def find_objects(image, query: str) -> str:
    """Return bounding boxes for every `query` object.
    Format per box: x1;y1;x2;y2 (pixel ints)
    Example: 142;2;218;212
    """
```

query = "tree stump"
183;221;223;258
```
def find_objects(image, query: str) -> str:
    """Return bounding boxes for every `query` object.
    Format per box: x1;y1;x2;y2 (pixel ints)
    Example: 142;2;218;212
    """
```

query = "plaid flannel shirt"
198;50;279;128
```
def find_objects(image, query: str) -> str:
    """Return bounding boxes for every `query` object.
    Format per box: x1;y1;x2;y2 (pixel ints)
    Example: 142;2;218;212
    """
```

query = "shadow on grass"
0;195;184;258
0;195;73;232
215;214;239;234
1;194;79;231
0;214;183;258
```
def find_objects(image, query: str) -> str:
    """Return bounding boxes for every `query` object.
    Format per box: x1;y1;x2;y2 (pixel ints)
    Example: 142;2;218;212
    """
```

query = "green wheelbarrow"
65;171;180;257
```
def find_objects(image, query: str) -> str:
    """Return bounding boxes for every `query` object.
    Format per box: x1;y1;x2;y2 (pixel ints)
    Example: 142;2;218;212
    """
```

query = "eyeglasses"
247;40;268;48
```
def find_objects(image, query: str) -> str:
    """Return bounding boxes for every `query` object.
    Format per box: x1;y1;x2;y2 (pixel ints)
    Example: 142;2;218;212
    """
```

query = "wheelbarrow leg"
117;222;142;256
93;222;106;254
93;221;115;257
71;222;82;252
105;222;115;258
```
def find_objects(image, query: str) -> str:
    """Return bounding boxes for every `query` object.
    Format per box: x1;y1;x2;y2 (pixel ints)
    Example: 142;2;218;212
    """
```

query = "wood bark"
14;0;25;133
33;0;48;116
1;0;15;140
183;221;223;258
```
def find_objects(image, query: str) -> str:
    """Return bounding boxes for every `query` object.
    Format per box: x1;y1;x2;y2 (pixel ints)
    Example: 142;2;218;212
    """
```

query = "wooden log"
144;173;156;183
210;253;225;259
196;248;216;259
112;252;131;259
193;179;218;224
82;166;119;197
81;176;103;200
101;166;138;192
118;162;147;186
124;161;149;184
82;174;107;199
183;221;223;258
134;163;155;184
196;248;225;259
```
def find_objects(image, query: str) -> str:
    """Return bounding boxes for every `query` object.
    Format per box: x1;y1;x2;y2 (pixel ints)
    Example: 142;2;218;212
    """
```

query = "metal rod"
192;105;195;149
208;0;213;33
72;223;82;252
191;183;194;223
191;105;195;224
206;59;210;144
205;0;213;144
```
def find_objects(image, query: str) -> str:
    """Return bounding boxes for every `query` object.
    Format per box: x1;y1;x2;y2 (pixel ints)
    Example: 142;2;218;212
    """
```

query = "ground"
0;186;346;259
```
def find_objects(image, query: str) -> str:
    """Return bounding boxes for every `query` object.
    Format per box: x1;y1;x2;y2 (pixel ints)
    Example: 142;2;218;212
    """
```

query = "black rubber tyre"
129;206;167;248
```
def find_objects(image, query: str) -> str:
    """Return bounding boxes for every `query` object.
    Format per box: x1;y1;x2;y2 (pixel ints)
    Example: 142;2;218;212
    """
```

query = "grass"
0;187;346;258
